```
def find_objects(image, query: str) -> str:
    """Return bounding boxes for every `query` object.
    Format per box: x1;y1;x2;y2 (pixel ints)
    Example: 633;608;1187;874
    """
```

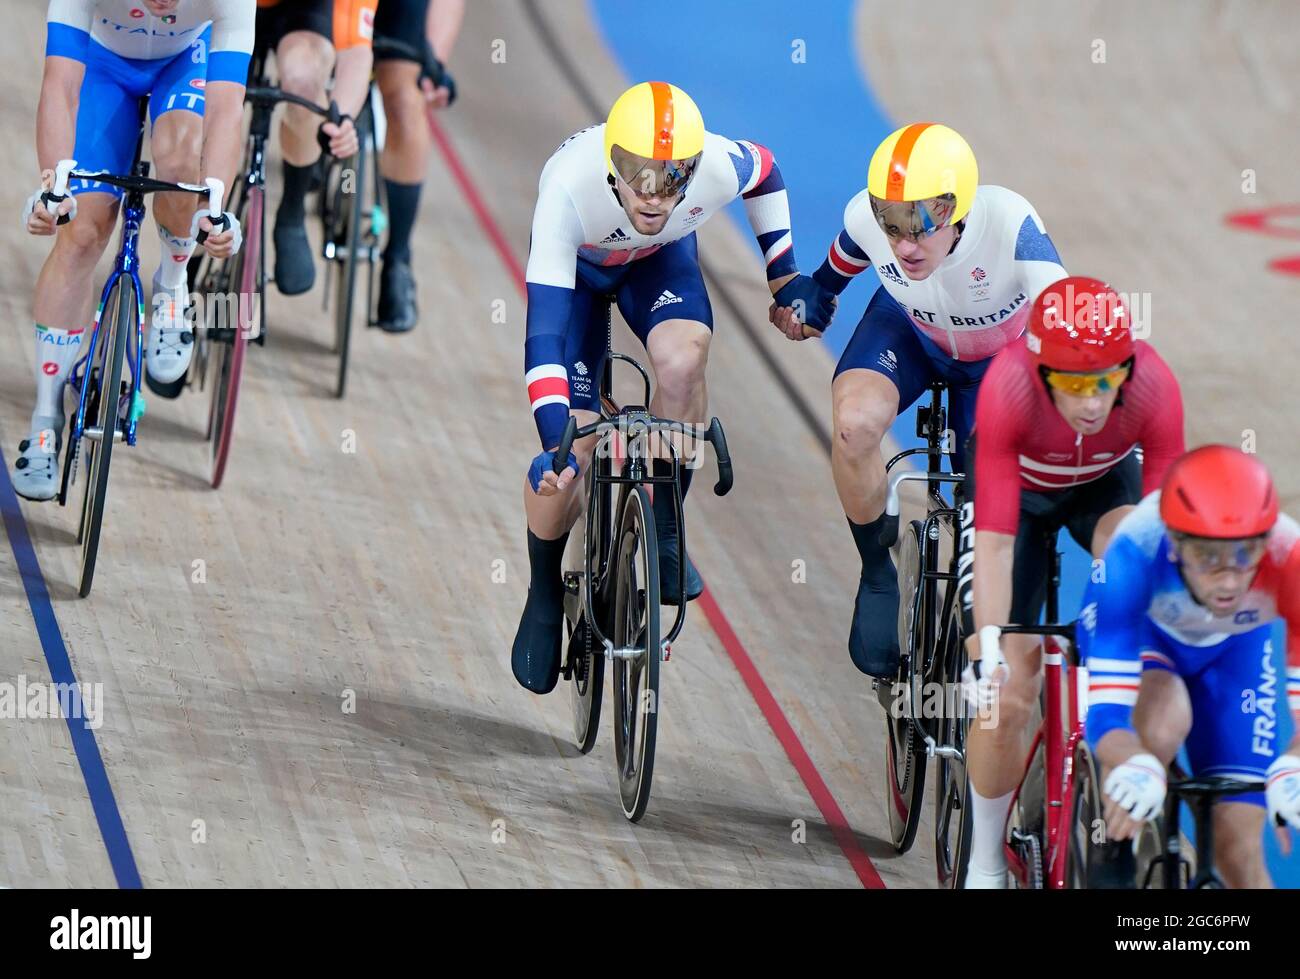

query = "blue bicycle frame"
67;188;148;449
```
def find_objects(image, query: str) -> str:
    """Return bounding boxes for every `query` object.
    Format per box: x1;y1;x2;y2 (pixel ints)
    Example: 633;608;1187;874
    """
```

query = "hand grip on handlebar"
878;513;899;548
552;416;578;476
317;102;346;157
195;178;228;245
43;159;77;226
706;417;733;496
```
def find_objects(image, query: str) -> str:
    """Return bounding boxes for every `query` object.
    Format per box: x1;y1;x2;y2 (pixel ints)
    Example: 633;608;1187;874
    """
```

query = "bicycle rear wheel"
882;519;929;853
209;184;263;488
77;277;133;597
611;485;660;822
566;607;604;755
1065;743;1104;888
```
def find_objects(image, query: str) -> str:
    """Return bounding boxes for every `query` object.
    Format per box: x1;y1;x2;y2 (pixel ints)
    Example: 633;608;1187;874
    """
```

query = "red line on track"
426;110;884;889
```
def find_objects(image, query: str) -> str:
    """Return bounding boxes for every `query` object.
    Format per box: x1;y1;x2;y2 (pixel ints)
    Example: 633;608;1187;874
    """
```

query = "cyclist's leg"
269;1;336;295
374;0;431;333
617;234;711;603
514;275;609;694
1180;629;1277;887
13;44;135;499
962;492;1053;885
143;31;211;384
830;288;930;676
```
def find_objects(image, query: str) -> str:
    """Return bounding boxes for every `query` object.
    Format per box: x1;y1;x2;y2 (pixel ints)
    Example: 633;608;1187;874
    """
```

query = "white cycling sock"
31;323;81;428
155;222;196;293
968;787;1014;874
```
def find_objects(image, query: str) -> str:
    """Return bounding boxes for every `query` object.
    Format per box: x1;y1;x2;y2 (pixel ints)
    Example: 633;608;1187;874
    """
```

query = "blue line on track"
0;446;141;888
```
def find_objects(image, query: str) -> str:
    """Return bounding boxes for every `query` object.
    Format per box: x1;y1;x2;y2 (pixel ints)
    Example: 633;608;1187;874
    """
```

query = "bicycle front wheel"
210;184;264;488
331;110;371;399
611;485;660;822
77;276;133;597
934;599;972;888
883;519;928;853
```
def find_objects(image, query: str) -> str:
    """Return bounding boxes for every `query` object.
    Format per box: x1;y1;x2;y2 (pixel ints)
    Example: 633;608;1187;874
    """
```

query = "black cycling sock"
382;179;422;265
849;513;897;585
277;161;315;225
525;529;569;611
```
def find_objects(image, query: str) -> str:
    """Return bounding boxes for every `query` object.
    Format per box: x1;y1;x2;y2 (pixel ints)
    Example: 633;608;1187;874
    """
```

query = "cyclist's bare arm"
427;0;465;62
36;55;82;176
1095;727;1148;771
333;46;374;120
970;530;1015;655
200;81;246;210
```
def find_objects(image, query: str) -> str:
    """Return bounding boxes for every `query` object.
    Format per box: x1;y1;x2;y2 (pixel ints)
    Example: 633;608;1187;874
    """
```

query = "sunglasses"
1040;363;1131;398
1171;533;1269;575
610;145;701;199
869;194;958;243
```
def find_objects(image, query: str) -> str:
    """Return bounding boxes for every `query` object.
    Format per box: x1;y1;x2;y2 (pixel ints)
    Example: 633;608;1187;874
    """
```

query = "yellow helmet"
867;123;978;224
604;81;705;174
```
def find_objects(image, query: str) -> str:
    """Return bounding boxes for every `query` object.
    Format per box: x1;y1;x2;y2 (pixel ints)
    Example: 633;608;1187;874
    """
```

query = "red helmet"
1160;446;1278;539
1026;276;1134;373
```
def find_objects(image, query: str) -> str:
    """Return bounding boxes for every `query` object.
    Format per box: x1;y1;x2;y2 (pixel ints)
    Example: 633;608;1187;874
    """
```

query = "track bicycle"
43;120;224;595
555;299;733;822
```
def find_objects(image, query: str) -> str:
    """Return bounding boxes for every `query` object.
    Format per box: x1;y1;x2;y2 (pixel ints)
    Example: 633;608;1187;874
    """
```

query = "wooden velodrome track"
0;0;1296;888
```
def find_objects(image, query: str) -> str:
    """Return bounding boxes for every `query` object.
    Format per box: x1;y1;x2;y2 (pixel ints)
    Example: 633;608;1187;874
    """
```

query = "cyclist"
511;81;834;693
957;275;1185;888
372;0;462;334
770;123;1067;680
1079;446;1300;888
14;0;251;501
256;0;374;296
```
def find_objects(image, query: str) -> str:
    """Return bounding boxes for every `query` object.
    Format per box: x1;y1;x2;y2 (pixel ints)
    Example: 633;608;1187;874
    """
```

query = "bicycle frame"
1000;571;1085;890
882;382;964;754
578;304;690;661
68;139;150;450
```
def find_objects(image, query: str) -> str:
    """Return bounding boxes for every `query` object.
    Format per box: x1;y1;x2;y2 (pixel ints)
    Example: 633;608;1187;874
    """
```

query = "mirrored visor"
869;193;958;242
611;144;702;199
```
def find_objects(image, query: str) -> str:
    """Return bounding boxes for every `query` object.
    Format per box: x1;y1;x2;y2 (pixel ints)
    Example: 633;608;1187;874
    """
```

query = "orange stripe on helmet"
884;123;934;202
649;81;675;160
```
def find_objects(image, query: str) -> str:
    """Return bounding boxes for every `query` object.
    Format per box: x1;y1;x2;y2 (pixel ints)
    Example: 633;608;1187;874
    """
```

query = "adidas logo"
650;290;685;313
879;262;907;286
600;227;632;244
